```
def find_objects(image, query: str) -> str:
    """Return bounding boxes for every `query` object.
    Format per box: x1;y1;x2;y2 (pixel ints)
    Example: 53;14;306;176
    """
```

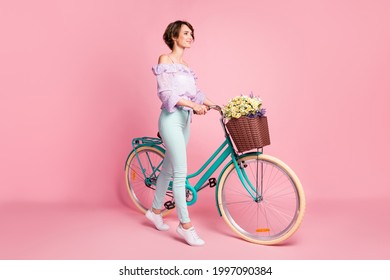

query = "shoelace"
155;214;164;226
190;228;201;240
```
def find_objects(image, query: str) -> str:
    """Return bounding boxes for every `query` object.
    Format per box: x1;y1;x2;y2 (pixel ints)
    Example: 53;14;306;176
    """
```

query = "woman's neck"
170;47;185;64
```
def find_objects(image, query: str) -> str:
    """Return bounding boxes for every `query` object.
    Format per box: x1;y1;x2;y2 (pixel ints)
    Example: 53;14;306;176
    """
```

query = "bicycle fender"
215;151;262;216
123;144;165;171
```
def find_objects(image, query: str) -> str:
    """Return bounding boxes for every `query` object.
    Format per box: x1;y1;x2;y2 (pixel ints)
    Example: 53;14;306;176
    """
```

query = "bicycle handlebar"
193;105;223;115
208;105;223;115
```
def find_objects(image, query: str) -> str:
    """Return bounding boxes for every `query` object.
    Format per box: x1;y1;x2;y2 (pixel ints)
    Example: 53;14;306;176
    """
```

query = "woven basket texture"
226;116;271;153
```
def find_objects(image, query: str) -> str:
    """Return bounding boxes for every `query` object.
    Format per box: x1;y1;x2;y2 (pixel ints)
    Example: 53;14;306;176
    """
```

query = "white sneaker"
176;225;205;246
145;210;169;231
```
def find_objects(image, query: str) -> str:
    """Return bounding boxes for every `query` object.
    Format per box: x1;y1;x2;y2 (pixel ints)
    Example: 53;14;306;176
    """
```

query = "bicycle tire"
125;145;173;217
217;154;305;245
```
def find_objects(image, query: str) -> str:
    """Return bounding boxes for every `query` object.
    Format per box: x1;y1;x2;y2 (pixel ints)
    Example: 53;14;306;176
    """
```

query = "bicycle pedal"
209;178;217;188
164;201;175;210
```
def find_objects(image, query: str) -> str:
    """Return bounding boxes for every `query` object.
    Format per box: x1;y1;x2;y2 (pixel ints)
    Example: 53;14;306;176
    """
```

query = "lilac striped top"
152;63;206;113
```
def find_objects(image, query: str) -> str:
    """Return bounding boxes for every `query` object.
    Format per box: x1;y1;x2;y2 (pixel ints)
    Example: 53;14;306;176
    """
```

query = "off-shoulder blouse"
152;63;205;112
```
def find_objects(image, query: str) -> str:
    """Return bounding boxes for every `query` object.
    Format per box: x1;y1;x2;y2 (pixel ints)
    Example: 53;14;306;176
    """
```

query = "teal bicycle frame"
127;113;264;215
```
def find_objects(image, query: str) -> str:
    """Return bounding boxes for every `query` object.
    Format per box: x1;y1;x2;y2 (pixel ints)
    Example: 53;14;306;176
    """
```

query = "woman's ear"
171;37;177;47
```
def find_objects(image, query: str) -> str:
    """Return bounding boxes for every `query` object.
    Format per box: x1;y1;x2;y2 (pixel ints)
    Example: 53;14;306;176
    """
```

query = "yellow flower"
232;112;241;118
223;94;264;119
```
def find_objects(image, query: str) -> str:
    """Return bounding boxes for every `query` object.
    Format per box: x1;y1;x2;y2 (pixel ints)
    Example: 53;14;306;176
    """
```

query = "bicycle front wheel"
125;146;173;216
217;154;305;245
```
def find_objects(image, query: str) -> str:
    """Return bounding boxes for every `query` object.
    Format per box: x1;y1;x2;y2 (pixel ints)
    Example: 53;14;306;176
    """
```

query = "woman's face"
173;24;193;49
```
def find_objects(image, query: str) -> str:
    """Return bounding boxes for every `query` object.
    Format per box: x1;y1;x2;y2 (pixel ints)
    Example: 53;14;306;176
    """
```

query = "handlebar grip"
208;105;223;115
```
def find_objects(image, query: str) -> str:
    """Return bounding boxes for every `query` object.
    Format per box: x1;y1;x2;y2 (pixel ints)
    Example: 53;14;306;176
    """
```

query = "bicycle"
124;106;305;245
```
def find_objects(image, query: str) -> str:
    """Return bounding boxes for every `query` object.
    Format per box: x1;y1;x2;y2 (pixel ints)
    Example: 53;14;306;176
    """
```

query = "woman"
145;20;216;246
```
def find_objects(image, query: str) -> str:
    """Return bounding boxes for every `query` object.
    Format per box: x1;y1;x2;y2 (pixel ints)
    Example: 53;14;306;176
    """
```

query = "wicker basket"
225;116;271;153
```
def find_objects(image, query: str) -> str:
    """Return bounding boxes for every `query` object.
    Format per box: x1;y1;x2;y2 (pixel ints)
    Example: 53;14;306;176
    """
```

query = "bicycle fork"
232;154;264;202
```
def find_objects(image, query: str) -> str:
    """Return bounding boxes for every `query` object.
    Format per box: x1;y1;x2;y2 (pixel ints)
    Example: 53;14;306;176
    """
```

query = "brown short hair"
163;20;194;50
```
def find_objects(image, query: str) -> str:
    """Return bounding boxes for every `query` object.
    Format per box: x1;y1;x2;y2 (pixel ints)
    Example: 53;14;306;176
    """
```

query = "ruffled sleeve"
190;68;206;105
194;89;206;105
152;64;181;113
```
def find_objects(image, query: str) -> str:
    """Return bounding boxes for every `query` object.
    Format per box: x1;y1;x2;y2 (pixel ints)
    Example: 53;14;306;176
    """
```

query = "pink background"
1;0;389;259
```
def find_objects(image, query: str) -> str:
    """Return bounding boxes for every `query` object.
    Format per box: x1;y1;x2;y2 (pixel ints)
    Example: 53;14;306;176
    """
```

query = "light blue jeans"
152;108;191;223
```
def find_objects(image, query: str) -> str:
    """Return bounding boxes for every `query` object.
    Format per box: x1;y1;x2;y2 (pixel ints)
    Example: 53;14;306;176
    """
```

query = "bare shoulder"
158;54;172;64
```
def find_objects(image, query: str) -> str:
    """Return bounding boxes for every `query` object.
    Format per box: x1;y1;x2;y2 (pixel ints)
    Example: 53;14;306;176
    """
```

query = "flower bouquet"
223;93;270;153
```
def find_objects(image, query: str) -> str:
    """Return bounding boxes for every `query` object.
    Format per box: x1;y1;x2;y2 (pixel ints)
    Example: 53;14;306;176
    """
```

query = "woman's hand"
192;104;208;115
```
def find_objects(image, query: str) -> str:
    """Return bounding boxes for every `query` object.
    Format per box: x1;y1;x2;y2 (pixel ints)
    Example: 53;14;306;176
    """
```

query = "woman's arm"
202;97;217;107
176;99;208;115
177;97;218;115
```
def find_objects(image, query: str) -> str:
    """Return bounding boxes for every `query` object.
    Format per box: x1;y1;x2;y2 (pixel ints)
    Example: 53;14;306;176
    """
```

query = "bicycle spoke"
222;199;253;206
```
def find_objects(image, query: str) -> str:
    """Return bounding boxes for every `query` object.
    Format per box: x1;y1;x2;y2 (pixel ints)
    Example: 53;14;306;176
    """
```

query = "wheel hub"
255;195;263;203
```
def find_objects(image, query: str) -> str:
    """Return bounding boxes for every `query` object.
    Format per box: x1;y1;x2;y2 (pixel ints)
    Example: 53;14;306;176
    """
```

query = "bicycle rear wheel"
217;154;305;245
125;146;173;216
